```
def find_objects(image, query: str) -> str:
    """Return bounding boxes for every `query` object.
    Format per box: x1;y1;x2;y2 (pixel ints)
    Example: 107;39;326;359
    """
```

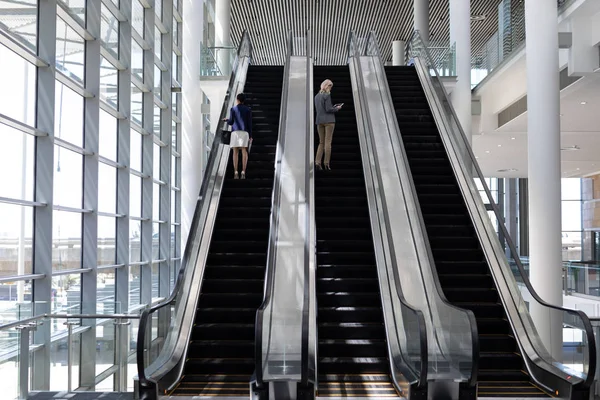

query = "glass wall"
0;0;183;394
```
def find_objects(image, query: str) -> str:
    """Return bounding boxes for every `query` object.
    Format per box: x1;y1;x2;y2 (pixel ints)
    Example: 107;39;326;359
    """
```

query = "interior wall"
181;0;205;250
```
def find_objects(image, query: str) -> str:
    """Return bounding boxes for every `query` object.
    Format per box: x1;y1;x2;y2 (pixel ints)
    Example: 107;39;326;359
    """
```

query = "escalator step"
192;323;254;340
195;308;256;324
184;358;254;375
319;339;387;357
188;340;254;358
319;357;389;374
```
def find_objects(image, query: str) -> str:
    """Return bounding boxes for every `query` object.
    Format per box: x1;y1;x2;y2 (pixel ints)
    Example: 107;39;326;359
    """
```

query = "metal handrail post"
16;322;37;400
114;319;131;392
64;321;79;392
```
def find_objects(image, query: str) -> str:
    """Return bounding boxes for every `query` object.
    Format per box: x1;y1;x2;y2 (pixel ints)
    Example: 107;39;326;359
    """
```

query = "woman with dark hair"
224;93;253;179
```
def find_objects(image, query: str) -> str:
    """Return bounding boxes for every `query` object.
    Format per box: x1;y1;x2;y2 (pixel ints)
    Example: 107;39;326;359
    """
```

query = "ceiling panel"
231;0;506;65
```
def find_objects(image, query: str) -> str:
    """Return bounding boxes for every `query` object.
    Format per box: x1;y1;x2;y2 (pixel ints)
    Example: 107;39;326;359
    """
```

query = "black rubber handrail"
406;29;596;390
136;30;252;397
365;30;479;388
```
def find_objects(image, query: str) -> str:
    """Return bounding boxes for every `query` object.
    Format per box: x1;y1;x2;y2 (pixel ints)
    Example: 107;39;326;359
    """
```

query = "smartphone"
334;103;344;108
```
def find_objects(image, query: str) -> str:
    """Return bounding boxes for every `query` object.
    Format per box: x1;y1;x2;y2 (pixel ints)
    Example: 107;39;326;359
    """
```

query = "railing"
407;29;596;397
0;311;141;400
200;43;237;77
348;31;428;393
366;30;478;390
564;262;600;298
471;0;578;88
136;30;252;400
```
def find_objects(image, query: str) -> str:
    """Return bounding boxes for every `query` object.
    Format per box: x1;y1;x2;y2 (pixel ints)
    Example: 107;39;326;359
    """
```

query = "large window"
0;0;183;394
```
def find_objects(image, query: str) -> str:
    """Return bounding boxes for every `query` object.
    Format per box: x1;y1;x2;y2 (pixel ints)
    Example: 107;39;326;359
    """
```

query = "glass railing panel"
408;30;596;389
257;32;311;384
471;0;576;88
565;263;600;297
0;312;138;399
200;44;237;77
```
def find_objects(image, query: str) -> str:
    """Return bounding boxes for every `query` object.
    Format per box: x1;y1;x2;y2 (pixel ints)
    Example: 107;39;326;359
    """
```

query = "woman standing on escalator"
314;79;342;170
224;93;253;179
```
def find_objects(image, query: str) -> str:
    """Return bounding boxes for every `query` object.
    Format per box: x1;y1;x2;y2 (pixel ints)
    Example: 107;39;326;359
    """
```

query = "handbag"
221;129;231;144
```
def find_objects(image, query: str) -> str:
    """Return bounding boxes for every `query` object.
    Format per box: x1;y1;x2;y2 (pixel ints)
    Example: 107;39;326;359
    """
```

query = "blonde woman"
314;79;342;170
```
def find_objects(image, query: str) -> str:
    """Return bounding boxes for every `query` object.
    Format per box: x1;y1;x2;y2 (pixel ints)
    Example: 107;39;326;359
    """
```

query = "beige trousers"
316;123;335;165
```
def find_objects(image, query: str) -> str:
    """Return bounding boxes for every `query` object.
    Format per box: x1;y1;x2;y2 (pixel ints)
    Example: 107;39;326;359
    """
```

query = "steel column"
32;0;58;390
81;0;102;389
141;0;156;310
158;0;174;340
115;0;133;390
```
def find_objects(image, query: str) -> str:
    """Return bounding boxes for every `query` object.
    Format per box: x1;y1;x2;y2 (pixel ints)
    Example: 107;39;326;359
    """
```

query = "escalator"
169;66;283;396
385;65;548;398
313;66;397;398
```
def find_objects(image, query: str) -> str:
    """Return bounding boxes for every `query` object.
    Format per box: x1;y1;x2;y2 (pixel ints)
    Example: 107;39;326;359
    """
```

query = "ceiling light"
471;14;487;21
580;101;587;105
497;144;502;147
497;168;519;172
560;114;564;117
475;156;479;159
485;150;491;154
561;145;580;151
511;137;516;140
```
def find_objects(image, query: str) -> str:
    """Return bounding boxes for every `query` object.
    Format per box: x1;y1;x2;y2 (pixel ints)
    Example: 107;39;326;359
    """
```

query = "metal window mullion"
158;0;173;337
140;0;156;310
32;0;58;390
80;0;102;389
115;3;132;388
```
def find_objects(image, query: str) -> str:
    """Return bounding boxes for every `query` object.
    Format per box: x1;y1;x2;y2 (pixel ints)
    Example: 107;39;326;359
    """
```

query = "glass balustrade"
471;0;577;88
200;44;237;77
0;305;154;399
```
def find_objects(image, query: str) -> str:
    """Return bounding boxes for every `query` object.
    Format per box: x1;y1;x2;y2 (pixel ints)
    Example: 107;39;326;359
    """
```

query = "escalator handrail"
253;29;293;388
364;30;480;387
406;29;596;390
347;30;428;388
300;28;317;388
137;30;252;388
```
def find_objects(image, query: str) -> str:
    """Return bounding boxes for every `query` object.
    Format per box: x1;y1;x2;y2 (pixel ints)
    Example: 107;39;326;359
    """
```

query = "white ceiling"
473;72;600;179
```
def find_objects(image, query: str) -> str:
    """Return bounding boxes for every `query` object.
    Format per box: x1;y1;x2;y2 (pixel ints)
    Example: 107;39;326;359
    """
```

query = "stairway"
313;66;397;398
169;66;283;396
385;65;549;398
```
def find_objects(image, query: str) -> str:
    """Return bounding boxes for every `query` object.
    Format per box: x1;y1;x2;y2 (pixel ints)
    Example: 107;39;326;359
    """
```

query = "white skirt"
230;130;249;148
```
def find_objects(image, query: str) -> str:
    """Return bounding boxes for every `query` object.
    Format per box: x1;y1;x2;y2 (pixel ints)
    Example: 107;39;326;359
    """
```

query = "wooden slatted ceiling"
231;0;507;65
